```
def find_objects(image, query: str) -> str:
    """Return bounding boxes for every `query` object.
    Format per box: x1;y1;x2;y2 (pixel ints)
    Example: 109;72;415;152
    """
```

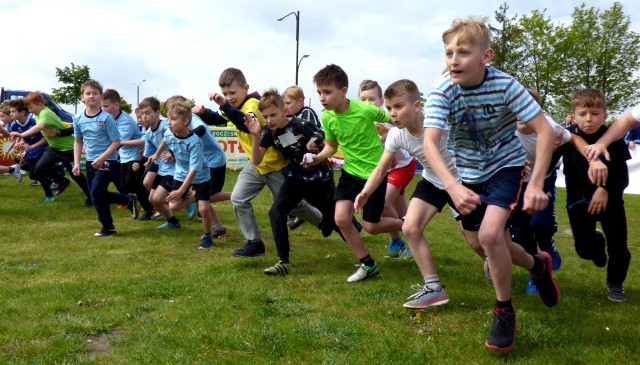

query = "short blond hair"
283;85;304;101
442;16;491;49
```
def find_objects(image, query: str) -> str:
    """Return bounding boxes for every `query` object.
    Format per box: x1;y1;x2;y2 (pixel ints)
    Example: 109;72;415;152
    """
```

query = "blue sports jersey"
163;130;210;184
143;119;175;176
115;111;143;163
191;114;226;168
9;114;45;158
73;110;120;161
423;66;542;183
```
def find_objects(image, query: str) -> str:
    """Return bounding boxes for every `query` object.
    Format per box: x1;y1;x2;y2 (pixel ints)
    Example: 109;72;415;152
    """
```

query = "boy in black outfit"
558;88;630;302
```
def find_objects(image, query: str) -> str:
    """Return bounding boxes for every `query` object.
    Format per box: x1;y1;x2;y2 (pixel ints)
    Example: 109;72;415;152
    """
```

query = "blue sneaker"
524;275;539;295
187;203;198;220
156;221;180;229
198;235;214;249
385;238;407;260
549;246;562;271
404;247;413;260
43;196;56;203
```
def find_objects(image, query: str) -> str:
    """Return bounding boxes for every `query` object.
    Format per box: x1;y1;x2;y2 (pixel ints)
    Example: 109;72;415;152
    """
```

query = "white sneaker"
347;263;380;283
10;164;22;182
403;283;449;309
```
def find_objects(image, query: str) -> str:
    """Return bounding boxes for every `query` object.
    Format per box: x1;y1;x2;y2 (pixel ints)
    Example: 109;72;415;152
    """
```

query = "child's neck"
85;106;101;115
407;116;424;137
173;129;190;137
333;98;350;114
16;115;27;123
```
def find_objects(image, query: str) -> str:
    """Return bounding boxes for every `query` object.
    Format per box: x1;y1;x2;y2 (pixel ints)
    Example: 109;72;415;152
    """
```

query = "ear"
243;84;250;93
482;48;494;64
340;86;348;97
414;99;422;110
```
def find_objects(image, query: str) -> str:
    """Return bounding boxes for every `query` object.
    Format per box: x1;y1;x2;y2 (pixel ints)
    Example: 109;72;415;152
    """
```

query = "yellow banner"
210;127;248;171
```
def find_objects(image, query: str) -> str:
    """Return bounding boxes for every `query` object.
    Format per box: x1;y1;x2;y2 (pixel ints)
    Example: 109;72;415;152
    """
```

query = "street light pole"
277;10;301;85
135;79;146;106
296;55;310;85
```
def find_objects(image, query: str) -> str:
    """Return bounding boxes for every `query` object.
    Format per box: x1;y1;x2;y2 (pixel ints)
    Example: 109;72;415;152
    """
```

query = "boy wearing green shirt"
307;64;404;282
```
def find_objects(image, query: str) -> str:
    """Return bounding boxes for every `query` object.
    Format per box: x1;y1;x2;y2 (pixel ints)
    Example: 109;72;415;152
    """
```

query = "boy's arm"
11;122;45;138
522;113;553;213
44;124;74;137
208;92;251;132
307;139;337;166
0;125;10;138
120;138;144;147
72;138;83;176
586;112;640;161
195;106;229;127
567;133;608;186
423;127;480;215
167;170;197;203
244;113;267;165
25;138;47;150
92;140;121;168
354;149;394;213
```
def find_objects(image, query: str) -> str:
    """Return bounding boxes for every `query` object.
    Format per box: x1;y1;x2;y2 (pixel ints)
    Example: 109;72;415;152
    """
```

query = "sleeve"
504;79;542;123
321;112;335;141
117;117;135;141
105;115;121;141
220;101;251;133
423;88;450;129
189;140;205;172
384;127;400;153
603;139;631;192
73;118;82;139
549;118;571;145
631;105;640;122
300;118;325;145
193;125;207;137
58;125;75;136
300;107;322;129
200;108;229;126
143;131;154;157
259;128;273;149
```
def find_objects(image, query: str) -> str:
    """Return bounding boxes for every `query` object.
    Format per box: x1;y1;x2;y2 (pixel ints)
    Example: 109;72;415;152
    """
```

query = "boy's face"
221;81;249;108
260;104;287;130
573;105;607;135
384;95;422;129
81;86;102;109
101;99;120;118
167;112;190;135
26;102;44;116
139;106;160;128
283;95;303;116
0;111;11;125
9;107;26;122
359;89;383;107
445;36;493;87
316;83;347;111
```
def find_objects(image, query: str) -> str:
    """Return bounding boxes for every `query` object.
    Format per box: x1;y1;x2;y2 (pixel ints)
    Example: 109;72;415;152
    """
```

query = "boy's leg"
230;162;267;243
600;201;631;289
56;150;91;200
264;170;322;226
479;206;517;302
268;178;305;265
361;175;403;235
127;162;154;216
567;202;602;264
151;176;180;229
33;148;65;185
29;156;53;198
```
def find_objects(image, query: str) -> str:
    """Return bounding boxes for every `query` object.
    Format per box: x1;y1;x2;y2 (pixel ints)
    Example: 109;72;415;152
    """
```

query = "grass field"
0;171;638;364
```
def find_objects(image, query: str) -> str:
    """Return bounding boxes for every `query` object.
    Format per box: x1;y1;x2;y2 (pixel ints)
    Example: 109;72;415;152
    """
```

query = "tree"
120;97;132;114
51;63;91;114
489;2;523;78
160;99;195;118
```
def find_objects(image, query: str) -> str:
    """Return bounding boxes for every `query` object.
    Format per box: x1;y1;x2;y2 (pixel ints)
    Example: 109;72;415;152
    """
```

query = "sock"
496;298;513;311
168;216;179;225
203;231;211;237
360;255;375;267
8;167;14;173
212;223;223;231
424;275;442;291
530;255;544;276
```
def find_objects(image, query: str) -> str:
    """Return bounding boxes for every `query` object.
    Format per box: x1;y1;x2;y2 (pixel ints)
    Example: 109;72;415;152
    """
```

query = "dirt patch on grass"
84;329;125;359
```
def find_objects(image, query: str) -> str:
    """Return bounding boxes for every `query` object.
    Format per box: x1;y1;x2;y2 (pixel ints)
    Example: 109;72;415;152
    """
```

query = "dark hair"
313;64;349;89
219;67;247;87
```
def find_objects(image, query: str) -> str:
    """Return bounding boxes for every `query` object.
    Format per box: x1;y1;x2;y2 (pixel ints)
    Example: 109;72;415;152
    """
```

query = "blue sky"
3;0;639;114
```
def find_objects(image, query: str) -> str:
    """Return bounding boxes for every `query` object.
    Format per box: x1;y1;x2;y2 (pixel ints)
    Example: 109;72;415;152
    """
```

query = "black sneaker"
232;240;266;257
94;226;116;237
530;252;560;307
136;211;154;221
127;194;139;219
287;216;305;230
485;307;516;352
607;282;626;302
84;199;93;208
55;178;71;196
593;230;607;268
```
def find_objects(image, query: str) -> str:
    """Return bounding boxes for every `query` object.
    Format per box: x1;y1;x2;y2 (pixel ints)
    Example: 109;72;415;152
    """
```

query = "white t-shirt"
385;126;459;190
632;104;640;122
380;123;415;170
515;116;570;181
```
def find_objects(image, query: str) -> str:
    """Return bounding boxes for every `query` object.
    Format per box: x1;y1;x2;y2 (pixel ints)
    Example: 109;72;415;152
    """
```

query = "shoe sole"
485;323;517;352
232;253;266;257
347;269;380;283
212;233;228;239
403;297;450;309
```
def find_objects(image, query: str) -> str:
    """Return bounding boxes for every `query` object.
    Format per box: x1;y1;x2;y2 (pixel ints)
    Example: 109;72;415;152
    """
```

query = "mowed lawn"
0;170;638;364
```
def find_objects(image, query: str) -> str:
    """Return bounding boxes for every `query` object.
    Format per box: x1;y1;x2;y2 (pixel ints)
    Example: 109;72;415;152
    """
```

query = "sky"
2;0;639;115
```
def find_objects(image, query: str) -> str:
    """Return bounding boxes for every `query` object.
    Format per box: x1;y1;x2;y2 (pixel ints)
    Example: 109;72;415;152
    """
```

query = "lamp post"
277;10;301;85
135;79;146;106
296;55;309;85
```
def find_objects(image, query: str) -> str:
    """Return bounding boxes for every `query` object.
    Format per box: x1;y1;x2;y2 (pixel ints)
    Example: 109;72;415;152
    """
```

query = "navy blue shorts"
458;166;525;231
334;170;386;223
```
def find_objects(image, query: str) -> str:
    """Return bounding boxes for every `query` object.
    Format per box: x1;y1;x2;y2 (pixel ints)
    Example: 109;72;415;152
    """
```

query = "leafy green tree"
51;63;91;114
160;99;195;118
489;2;523;78
120;97;132;114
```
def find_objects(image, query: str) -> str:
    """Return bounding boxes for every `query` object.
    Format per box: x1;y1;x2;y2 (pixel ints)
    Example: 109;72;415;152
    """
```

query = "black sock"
360;255;375;267
496;299;513;311
203;231;211;237
168;216;179;225
531;255;544;276
8;167;14;173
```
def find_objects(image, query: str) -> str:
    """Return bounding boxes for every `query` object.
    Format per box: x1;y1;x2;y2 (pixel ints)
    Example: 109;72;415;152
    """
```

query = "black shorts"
155;174;174;191
334;170;386;223
209;165;226;195
458;166;525;231
171;179;211;201
411;178;453;212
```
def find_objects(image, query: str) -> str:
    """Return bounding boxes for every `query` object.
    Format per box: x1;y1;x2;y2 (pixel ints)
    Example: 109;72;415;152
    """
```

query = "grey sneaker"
347;263;380;282
607;282;626;302
264;262;290;276
403;283;449;309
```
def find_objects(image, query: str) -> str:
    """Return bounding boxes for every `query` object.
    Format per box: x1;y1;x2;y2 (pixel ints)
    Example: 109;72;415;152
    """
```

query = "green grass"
1;171;639;364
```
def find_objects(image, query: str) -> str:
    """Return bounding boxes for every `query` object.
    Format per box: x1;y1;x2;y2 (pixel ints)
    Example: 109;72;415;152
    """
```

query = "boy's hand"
72;163;81;176
585;143;610;162
166;190;182;203
43;127;58;137
244;113;261;136
354;192;369;214
91;158;106;170
588;160;608;187
192;105;205;115
208;93;226;106
131;162;140;172
145;154;158;167
160;151;174;163
522;185;549;214
375;123;390;141
9;131;22;138
588;187;608;215
629;141;635;150
447;183;480;215
300;153;320;167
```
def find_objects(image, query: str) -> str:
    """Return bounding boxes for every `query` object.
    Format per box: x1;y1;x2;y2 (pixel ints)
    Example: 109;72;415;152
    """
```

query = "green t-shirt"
322;99;389;179
36;107;73;151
